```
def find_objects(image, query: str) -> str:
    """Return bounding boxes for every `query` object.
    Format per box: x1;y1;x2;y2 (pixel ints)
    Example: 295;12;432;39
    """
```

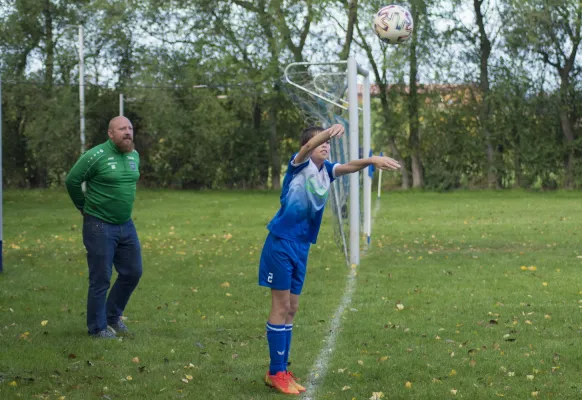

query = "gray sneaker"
107;319;129;335
90;329;117;339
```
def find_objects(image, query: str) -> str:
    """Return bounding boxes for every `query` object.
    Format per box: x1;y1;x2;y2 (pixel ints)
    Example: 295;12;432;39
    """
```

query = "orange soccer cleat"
264;371;300;395
287;371;306;393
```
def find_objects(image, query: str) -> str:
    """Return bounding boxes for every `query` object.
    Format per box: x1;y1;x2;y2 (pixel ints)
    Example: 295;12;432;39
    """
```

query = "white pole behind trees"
119;93;124;116
0;74;3;273
79;25;85;154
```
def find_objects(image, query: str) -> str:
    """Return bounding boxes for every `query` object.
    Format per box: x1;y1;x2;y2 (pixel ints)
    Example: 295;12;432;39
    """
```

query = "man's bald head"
109;116;131;131
107;116;134;153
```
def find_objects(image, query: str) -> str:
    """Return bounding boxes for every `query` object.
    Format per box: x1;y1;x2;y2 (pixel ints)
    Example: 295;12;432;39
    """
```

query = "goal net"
283;58;372;267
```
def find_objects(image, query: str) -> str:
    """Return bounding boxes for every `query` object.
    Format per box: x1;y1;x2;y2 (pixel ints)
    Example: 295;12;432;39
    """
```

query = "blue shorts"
258;232;310;295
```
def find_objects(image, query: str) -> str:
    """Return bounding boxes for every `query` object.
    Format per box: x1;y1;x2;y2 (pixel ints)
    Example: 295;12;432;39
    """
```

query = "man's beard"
114;137;135;153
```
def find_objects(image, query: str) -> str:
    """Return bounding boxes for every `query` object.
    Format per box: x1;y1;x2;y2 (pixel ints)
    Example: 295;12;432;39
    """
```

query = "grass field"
1;189;581;399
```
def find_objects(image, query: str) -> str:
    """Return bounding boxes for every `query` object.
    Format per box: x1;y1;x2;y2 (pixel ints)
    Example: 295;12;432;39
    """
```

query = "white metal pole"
0;74;3;273
79;25;85;153
347;57;360;266
363;74;372;247
119;93;124;116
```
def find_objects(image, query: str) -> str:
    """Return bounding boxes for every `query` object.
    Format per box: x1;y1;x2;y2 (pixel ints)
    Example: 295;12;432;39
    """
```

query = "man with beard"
65;116;142;339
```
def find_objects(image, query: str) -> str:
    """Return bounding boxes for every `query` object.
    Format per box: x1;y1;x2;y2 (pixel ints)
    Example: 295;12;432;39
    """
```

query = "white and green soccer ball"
373;4;414;45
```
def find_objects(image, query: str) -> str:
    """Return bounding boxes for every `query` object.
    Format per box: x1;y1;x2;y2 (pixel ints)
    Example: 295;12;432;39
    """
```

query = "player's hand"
327;124;345;139
373;156;401;170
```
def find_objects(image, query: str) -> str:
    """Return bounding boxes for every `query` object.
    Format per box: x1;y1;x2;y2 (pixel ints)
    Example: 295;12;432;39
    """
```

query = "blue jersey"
267;153;338;244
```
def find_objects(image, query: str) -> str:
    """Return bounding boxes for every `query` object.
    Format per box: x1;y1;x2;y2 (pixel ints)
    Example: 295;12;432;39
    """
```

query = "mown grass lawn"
1;189;581;399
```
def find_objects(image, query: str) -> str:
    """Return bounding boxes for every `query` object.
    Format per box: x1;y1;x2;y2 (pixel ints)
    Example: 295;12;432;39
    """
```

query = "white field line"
301;266;356;400
302;198;383;399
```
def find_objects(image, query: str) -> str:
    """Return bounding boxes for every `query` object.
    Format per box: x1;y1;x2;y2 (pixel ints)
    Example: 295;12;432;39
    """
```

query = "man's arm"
334;156;401;177
64;152;97;212
294;124;345;164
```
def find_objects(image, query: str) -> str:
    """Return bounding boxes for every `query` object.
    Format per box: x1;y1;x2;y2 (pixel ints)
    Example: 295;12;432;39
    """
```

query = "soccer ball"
373;4;414;45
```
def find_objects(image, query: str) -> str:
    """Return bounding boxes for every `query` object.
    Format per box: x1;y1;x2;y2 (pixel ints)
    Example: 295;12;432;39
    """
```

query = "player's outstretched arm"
294;124;345;164
335;156;401;177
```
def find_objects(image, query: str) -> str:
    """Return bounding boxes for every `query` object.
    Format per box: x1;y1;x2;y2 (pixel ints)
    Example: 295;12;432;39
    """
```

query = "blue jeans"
83;214;142;334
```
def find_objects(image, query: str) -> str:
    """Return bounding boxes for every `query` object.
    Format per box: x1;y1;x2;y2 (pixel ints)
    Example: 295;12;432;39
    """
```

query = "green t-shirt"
65;139;140;224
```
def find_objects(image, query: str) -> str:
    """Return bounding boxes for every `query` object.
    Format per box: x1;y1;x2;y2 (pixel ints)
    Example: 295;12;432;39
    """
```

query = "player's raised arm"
294;124;344;164
334;155;401;177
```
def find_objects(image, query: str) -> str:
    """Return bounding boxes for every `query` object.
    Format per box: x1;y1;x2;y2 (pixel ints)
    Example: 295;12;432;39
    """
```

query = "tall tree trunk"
15;110;29;187
559;75;575;188
339;0;358;60
408;0;423;188
474;0;496;188
354;21;408;188
511;121;522;188
388;136;409;189
269;105;281;190
253;100;269;188
43;0;54;89
378;89;409;189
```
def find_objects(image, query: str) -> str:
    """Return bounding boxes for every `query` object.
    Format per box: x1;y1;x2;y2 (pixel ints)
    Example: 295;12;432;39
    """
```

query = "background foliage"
1;0;581;190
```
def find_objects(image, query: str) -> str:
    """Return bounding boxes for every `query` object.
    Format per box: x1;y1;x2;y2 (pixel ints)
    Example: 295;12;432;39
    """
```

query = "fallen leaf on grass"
342;386;351;391
220;282;230;288
370;392;385;399
405;381;412;388
132;357;140;363
451;389;458;395
41;320;48;326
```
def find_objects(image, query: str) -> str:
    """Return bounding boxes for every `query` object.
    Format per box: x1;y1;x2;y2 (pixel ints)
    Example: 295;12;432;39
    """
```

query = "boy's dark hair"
300;126;325;146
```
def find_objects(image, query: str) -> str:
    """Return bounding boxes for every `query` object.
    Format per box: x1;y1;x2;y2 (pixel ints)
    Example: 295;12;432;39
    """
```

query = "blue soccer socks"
266;322;287;375
284;324;293;366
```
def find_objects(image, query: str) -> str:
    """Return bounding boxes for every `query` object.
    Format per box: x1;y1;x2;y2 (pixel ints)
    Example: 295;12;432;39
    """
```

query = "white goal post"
284;56;372;266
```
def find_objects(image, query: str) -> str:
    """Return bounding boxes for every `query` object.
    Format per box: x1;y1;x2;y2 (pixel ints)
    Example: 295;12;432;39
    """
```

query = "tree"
439;0;505;188
352;1;410;188
408;0;424;188
508;0;582;188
